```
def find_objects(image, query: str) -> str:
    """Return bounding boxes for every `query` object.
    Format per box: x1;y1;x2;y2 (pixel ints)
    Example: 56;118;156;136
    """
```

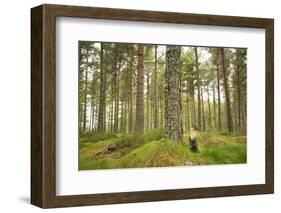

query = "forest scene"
79;41;247;170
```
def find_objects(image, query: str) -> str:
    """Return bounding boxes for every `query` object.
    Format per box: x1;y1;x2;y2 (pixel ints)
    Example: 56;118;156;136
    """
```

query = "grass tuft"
80;131;118;144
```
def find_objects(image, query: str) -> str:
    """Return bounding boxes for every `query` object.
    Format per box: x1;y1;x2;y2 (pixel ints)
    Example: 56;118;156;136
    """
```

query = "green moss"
79;131;247;170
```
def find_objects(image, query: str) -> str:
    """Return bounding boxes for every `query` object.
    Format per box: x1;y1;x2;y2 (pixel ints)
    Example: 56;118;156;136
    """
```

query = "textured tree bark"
97;44;106;131
164;46;183;142
194;47;202;130
220;48;233;133
135;44;144;134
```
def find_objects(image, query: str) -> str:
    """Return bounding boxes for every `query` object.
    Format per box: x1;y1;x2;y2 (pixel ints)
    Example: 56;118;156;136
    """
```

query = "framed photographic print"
31;4;274;208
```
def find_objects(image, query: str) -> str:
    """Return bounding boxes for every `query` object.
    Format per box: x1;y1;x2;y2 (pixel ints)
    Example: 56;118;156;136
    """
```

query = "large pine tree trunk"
220;48;233;133
164;46;183;142
194;47;201;130
135;44;144;134
97;44;106;131
154;45;159;129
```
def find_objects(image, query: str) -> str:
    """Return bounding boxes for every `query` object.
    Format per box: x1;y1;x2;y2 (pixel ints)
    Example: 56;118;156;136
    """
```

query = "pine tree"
135;44;145;134
220;48;233;133
165;46;183;142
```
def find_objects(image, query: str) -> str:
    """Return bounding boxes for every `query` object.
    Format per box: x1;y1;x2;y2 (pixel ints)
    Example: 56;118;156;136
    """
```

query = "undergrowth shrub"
143;129;164;142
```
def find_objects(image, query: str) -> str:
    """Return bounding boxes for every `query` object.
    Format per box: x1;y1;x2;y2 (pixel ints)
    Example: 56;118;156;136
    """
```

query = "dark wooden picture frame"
31;4;274;208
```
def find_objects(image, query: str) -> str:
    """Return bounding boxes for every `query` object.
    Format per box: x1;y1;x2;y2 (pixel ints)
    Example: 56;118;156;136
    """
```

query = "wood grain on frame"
31;4;274;208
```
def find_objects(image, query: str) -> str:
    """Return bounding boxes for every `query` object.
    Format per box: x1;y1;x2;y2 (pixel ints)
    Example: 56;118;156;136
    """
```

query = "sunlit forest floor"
79;130;246;170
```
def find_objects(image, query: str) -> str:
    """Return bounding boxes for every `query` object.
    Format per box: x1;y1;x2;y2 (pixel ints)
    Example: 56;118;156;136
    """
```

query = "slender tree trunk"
90;64;96;131
160;94;164;129
216;50;222;131
190;81;196;126
135;44;145;134
207;85;212;129
95;97;99;130
120;101;124;132
237;59;242;133
89;106;92;131
201;86;206;131
154;45;159;129
97;44;106;131
114;61;120;132
212;84;217;129
220;48;233;133
186;80;190;131
124;98;127;133
146;68;150;131
90;98;95;131
83;47;89;131
79;103;83;131
150;98;154;130
104;107;106;131
233;90;238;132
194;47;201;130
165;46;183;142
128;52;133;132
91;107;95;130
110;87;114;132
243;96;247;133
